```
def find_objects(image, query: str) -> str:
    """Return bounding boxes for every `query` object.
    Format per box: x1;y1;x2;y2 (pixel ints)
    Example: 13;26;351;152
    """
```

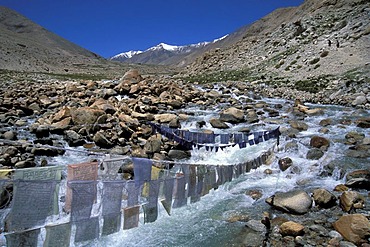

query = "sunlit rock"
333;214;370;245
312;188;337;208
265;189;312;214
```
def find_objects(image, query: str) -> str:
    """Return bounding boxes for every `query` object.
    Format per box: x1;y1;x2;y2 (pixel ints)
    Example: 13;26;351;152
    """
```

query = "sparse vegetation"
309;58;320;65
320;50;329;57
183;69;257;84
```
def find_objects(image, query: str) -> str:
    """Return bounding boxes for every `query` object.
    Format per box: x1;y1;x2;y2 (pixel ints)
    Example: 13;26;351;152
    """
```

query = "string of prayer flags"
148;121;280;151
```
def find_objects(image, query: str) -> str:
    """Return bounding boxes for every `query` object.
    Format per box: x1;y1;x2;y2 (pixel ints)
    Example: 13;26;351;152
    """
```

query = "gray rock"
266;189;312;214
306;148;324;160
64;130;85;147
352;95;367;106
245;219;266;232
168;150;191;160
3;131;17;140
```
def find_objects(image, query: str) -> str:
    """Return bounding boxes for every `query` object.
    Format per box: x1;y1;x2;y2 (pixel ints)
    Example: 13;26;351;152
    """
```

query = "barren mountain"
0;6;167;76
184;0;370;83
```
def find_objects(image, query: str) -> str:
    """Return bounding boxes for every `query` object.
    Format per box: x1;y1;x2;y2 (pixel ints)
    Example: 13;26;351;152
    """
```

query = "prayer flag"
8;180;56;231
44;222;71;247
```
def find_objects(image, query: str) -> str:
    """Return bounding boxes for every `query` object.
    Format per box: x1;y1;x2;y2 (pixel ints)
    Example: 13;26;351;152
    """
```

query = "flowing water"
2;88;369;247
56;96;369;246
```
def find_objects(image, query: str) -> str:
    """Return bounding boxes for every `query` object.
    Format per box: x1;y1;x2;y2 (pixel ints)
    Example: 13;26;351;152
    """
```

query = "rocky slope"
184;0;370;83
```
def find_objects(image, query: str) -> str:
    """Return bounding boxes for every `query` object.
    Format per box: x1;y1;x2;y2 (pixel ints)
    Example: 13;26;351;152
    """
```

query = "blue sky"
2;0;304;58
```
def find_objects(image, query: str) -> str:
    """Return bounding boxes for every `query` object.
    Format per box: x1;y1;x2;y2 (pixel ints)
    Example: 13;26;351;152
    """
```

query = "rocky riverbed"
0;69;369;246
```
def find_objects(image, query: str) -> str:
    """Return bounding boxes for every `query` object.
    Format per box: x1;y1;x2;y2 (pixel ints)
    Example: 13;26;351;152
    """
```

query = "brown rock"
219;107;245;123
334;184;349;192
52;106;71;123
279;221;305;236
310;136;330;149
339;191;365;212
312;188;337;208
121;69;143;82
71;107;106;126
289;120;308;131
245;189;263;200
333;214;370;245
278;157;293;171
209;118;229;129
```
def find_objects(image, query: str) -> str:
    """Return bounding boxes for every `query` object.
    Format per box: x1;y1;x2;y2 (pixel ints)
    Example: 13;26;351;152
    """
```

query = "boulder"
333;214;370;245
154;113;178;123
51;117;72;133
168;150;191;160
312;188;337;208
265;189;312;214
356;117;370;128
352;95;367;106
219;107;244;123
144;134;162;154
345;131;365;145
71;107;106;126
279;221;305;236
339;191;365;212
34;125;50;138
93;131;114;148
278;157;293;171
3;131;17;140
345;169;370;190
306;148;324;160
52;106;71;123
64;130;85;147
209;118;229;129
121;69;143;82
289;120;308;131
90;99;116;114
310;136;330;149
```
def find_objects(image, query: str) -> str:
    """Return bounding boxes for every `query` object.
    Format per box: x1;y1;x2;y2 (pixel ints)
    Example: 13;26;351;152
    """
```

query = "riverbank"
0;69;369;246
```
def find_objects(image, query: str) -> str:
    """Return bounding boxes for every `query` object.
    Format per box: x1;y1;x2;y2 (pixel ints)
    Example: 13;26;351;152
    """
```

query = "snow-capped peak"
147;43;180;52
111;50;143;59
110;34;229;60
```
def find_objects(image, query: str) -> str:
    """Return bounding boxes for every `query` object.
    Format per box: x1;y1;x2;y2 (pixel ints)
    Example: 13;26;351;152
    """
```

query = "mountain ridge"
110;35;228;65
